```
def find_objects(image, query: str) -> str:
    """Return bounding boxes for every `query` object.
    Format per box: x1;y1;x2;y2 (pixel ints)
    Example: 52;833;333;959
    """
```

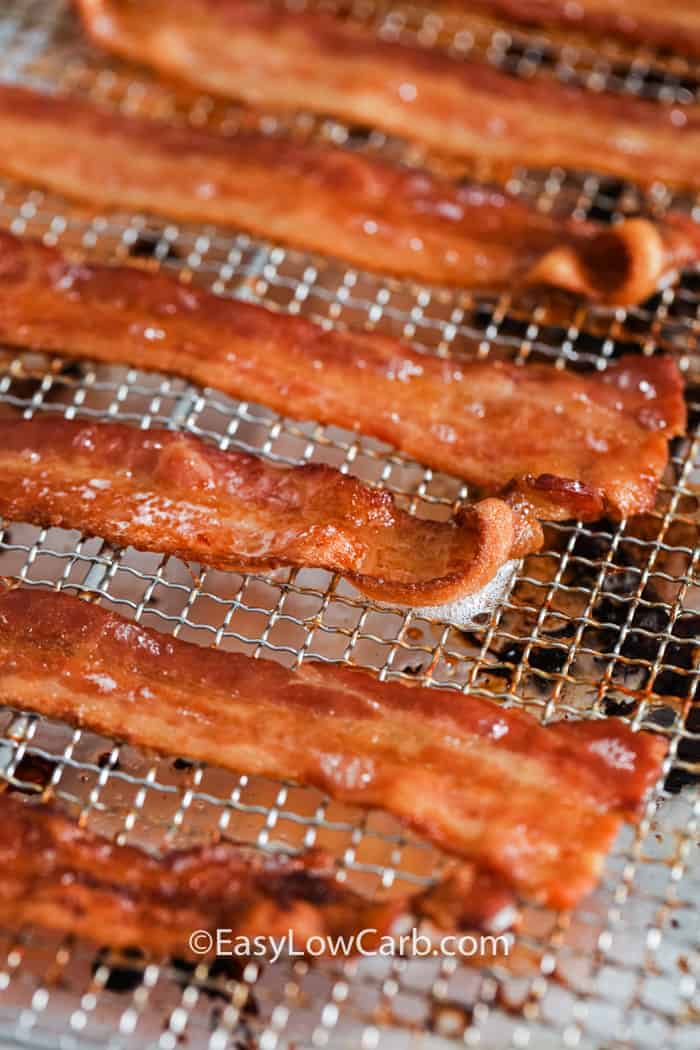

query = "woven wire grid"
0;1;697;1048
300;0;700;103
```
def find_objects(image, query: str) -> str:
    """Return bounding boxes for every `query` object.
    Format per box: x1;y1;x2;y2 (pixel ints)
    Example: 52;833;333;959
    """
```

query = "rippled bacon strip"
0;416;527;606
0;794;515;956
0;233;686;521
0;587;667;910
0;86;696;303
77;0;700;192
448;0;700;60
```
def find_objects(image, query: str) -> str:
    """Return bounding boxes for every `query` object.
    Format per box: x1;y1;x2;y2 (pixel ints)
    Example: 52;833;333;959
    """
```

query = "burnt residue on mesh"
92;946;145;993
665;706;700;794
171;955;256;1003
97;751;120;770
485;639;569;686
478;520;699;703
128;232;180;262
684;382;700;432
9;753;57;791
173;757;195;771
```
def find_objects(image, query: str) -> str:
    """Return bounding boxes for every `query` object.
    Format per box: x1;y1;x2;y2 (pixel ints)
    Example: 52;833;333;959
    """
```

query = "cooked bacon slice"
0;416;527;606
0;586;667;910
76;0;700;191
0;232;686;521
0;793;516;956
447;0;700;61
0;86;696;302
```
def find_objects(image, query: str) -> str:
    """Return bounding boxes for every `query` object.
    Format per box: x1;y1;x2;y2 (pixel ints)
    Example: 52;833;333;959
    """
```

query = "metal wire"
0;2;697;1048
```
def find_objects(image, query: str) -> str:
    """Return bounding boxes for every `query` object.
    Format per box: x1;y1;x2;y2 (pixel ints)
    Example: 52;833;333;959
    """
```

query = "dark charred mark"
594;176;626;204
92;946;145;993
173;757;195;771
343;124;376;146
264;868;340;909
400;662;427;676
57;361;86;380
601;697;637;717
481;512;698;707
97;751;120;770
586;202;616;224
172;956;259;1013
684;383;700;431
665;706;700;795
10;753;56;790
128;232;180;262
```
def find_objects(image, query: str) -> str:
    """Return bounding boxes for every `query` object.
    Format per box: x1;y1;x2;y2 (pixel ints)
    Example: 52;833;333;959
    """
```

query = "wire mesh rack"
0;1;697;1048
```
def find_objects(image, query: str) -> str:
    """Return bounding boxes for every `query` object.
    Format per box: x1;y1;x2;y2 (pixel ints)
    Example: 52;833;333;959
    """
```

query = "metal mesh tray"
0;2;697;1048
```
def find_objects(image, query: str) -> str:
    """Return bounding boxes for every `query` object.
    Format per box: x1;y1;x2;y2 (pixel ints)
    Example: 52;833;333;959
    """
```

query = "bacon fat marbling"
0;587;667;910
0;83;696;301
76;0;700;192
0;416;528;606
0;232;686;522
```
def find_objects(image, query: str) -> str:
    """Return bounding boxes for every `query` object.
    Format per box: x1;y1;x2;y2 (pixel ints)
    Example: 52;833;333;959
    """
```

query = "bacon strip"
76;0;700;191
0;587;667;910
0;232;686;521
446;0;700;60
0;85;696;303
0;416;527;606
0;794;516;956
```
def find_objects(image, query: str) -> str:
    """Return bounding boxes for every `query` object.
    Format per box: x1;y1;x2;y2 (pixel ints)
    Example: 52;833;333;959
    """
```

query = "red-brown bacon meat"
0;83;695;302
0;416;527;606
0;793;515;955
0;233;686;522
0;586;667;911
447;0;700;61
76;0;700;192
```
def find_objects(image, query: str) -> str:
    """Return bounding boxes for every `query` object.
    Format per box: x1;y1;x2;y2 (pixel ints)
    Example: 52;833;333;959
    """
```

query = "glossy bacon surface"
0;587;667;910
0;793;515;955
0;416;525;606
0;233;686;521
450;0;700;60
0;85;696;302
77;0;700;191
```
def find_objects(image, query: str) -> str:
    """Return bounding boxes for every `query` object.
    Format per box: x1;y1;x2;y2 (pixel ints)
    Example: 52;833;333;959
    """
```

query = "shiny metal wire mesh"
0;1;697;1048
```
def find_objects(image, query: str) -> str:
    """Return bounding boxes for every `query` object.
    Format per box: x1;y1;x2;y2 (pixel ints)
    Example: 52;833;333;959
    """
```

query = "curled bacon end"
0;416;529;607
524;218;689;308
0;80;696;302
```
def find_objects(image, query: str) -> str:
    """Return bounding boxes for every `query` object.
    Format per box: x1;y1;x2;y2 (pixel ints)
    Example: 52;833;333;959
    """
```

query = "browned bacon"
0;416;527;606
0;793;515;955
447;0;700;60
0;84;696;302
76;0;700;191
0;586;667;910
0;232;686;521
